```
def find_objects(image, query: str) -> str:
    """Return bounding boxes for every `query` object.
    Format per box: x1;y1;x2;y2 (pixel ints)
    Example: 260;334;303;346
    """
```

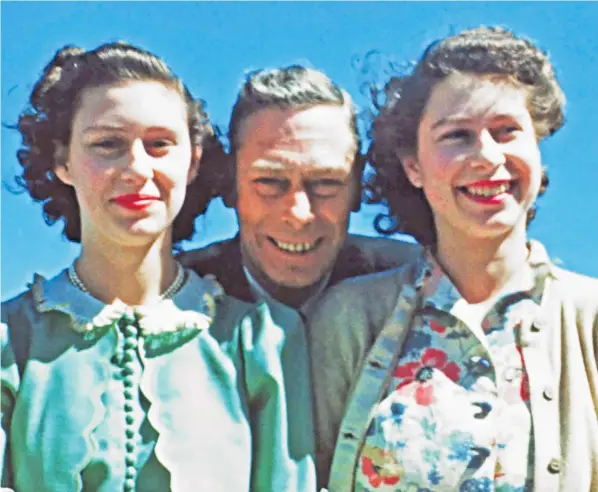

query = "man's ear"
401;155;423;188
350;152;365;212
187;146;203;184
53;144;73;185
221;153;237;209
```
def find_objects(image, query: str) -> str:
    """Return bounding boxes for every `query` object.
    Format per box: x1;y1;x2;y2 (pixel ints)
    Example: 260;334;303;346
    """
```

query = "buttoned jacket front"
1;269;314;491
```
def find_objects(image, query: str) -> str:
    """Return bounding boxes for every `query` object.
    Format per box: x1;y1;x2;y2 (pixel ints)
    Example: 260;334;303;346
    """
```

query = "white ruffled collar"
31;267;224;337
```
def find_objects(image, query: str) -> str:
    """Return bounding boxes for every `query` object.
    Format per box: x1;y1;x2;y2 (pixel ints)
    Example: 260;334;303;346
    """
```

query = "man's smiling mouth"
269;237;322;254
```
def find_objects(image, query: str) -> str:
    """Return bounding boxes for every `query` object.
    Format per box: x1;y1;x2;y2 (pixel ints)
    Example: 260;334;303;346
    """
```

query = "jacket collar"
221;234;390;305
31;268;223;336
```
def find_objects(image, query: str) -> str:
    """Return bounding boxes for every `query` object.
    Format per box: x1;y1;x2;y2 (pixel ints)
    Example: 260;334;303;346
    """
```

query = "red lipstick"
113;194;159;210
460;180;513;205
466;179;511;187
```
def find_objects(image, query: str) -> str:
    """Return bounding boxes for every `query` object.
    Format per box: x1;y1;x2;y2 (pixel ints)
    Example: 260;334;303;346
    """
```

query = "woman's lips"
112;194;159;210
458;180;514;205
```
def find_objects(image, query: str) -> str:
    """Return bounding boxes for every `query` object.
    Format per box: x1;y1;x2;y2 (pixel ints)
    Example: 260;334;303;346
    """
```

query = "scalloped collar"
31;267;224;336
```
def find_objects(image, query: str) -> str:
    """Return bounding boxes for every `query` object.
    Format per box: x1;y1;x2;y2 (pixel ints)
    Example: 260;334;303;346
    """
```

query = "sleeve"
307;271;403;489
238;302;317;492
1;322;20;488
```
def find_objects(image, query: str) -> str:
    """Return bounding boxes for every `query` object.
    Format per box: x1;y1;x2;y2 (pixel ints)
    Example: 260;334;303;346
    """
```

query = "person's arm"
308;268;406;488
238;301;318;492
1;321;20;489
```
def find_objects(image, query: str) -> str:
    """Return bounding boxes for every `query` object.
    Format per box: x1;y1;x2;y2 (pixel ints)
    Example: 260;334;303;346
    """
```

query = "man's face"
234;105;358;291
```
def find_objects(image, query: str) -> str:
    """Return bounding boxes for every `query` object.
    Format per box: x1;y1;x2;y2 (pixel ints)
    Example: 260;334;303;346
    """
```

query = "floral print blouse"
355;253;547;492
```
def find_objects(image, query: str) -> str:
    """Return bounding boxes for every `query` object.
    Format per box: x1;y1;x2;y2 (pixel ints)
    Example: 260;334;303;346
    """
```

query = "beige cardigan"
309;241;598;491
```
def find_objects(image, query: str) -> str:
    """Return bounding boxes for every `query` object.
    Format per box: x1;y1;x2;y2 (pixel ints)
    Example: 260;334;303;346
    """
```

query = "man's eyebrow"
306;169;351;179
249;159;289;170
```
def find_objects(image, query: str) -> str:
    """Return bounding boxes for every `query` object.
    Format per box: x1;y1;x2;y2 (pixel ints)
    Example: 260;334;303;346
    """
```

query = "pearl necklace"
67;262;186;300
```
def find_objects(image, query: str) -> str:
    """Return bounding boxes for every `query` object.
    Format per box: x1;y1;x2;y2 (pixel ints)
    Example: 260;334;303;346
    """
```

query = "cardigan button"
342;431;357;440
368;359;384;369
542;387;554;401
547;458;561;474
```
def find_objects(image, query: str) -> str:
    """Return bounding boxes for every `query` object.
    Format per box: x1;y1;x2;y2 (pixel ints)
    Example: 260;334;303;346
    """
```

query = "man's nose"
285;190;315;229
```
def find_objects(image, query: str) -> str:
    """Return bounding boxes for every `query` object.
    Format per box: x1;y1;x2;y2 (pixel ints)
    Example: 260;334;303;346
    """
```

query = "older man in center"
182;66;418;310
180;66;418;489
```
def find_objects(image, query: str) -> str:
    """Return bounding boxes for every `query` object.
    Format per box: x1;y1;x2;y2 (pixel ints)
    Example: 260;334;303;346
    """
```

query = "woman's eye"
439;129;472;142
146;139;174;157
494;126;520;139
92;137;124;151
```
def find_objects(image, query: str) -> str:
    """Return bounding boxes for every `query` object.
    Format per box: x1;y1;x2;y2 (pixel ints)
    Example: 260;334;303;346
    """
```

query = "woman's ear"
53;144;73;185
401;155;423;188
187;146;203;184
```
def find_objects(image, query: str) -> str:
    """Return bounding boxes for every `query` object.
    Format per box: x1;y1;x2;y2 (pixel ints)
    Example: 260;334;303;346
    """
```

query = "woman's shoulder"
550;266;598;316
553;266;598;293
2;275;43;318
1;272;68;333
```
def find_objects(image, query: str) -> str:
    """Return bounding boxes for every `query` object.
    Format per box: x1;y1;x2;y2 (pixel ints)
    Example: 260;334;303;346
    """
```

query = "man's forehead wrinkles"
249;157;352;174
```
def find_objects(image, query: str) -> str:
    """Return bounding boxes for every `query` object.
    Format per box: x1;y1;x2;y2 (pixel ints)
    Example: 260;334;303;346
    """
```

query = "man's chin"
268;268;329;290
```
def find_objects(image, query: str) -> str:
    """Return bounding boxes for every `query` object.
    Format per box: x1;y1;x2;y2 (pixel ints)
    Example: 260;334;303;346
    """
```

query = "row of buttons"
119;316;139;492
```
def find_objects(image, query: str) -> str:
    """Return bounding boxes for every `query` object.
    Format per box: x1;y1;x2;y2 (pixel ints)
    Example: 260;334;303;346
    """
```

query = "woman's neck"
435;225;530;304
74;234;178;306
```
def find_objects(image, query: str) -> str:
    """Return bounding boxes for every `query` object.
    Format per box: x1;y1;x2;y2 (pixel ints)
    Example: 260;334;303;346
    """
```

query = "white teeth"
273;239;317;253
465;183;511;197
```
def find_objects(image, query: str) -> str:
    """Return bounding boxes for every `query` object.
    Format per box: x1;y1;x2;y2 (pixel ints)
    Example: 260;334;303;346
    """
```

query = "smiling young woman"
309;26;598;492
1;42;310;491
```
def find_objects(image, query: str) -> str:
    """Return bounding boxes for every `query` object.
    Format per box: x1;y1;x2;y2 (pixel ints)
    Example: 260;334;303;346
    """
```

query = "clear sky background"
2;1;597;301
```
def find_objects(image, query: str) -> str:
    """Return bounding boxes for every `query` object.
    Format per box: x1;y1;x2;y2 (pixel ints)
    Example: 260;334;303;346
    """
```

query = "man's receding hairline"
235;102;356;149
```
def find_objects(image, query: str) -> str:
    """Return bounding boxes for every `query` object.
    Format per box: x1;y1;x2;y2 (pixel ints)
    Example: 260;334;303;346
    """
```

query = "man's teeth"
273;239;317;253
465;183;511;197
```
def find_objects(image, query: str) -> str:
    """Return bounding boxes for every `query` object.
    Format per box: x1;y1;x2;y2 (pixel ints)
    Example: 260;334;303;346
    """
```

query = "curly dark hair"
365;26;566;246
14;41;226;245
222;65;363;211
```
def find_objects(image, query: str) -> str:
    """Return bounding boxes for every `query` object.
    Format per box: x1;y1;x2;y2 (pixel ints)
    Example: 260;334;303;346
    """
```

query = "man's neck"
243;266;330;310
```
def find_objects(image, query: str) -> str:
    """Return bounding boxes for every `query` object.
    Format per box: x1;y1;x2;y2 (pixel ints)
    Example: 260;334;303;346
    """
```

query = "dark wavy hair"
223;65;364;211
365;26;566;246
14;41;225;245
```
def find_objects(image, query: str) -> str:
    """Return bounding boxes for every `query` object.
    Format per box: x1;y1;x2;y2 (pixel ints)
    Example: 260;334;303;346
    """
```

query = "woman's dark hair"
365;26;566;246
14;41;225;245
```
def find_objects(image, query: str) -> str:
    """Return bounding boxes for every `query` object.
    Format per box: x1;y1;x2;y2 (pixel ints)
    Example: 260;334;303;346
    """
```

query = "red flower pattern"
394;347;460;389
515;345;530;401
429;319;446;334
361;456;401;487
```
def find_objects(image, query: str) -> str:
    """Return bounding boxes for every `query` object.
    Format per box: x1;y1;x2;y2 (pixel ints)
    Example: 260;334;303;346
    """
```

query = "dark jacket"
178;234;421;304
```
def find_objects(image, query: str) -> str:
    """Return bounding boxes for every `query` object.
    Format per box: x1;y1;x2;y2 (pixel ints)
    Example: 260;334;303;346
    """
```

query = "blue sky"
2;1;597;300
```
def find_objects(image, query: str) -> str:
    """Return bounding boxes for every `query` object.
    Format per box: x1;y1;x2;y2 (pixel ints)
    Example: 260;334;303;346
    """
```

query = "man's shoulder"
178;237;254;301
345;234;420;258
330;234;421;284
178;237;241;277
179;237;239;264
